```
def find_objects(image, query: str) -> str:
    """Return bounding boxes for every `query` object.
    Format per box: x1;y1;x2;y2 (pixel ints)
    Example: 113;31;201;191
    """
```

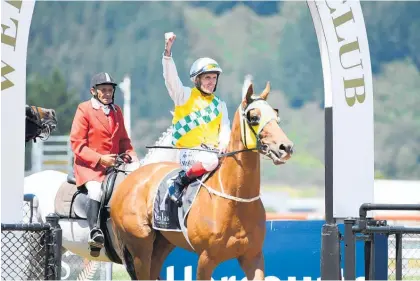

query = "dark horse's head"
25;105;58;143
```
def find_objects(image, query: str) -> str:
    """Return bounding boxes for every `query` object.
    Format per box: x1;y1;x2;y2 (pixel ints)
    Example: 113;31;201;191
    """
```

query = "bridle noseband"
235;97;280;159
240;98;268;152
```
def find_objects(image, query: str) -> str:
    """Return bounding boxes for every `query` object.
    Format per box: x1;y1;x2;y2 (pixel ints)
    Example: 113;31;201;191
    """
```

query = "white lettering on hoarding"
163;265;366;281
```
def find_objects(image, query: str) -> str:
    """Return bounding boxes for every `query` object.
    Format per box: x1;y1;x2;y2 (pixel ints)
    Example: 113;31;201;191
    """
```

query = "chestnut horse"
110;82;294;280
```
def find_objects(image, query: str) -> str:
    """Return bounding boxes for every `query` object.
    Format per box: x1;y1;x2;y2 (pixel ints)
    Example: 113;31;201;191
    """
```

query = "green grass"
112;264;131;280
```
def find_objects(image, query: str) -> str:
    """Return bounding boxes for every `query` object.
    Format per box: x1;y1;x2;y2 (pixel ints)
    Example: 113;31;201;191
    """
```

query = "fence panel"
1;223;56;280
31;135;72;174
1;197;62;280
388;233;420;280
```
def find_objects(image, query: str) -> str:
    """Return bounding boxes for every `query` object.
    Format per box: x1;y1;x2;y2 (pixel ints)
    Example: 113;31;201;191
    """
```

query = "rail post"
344;218;356;280
46;213;62;280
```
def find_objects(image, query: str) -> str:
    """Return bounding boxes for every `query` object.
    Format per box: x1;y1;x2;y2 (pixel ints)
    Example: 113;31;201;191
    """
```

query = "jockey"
70;72;139;250
162;32;231;206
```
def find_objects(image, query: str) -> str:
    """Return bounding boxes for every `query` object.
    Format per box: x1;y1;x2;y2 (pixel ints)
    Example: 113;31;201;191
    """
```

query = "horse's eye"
249;115;260;126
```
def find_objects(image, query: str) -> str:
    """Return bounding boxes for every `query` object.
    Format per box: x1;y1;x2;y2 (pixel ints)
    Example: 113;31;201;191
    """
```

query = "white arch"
307;0;374;219
0;0;373;223
1;0;36;223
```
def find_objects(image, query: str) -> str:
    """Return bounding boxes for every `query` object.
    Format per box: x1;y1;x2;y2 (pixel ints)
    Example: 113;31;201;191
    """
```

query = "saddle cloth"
54;164;130;219
152;168;202;232
54;181;88;219
53;163;134;264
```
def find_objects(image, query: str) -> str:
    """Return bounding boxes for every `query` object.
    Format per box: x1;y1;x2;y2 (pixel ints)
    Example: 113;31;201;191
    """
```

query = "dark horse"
25;105;58;143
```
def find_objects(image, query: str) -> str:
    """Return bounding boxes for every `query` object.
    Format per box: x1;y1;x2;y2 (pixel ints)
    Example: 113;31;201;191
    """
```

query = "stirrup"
88;228;104;248
169;195;183;207
168;185;183;207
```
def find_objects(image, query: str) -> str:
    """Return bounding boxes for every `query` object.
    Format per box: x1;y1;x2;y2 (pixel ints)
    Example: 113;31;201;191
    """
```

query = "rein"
144;98;279;203
145;98;274;158
145;145;257;159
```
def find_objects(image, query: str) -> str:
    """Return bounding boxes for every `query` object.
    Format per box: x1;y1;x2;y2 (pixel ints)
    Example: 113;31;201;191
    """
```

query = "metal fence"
1;196;62;280
343;203;420;280
388;233;420;280
1;223;56;280
31;135;73;174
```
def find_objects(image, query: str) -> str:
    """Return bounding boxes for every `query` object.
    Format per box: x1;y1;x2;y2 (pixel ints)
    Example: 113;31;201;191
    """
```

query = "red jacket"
70;100;137;187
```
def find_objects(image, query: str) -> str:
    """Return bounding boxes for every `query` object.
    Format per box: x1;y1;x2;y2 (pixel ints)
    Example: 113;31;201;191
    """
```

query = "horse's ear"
243;83;254;105
260;81;270;100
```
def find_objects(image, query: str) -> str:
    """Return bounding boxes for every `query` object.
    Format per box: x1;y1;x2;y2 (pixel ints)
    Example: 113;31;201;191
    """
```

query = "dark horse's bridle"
25;106;56;143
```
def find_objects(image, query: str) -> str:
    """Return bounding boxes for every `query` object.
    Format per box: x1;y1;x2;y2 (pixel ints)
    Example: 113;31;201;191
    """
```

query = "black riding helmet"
90;72;118;105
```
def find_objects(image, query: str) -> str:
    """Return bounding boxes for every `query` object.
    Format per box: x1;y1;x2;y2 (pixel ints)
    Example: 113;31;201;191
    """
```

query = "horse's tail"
139;124;178;166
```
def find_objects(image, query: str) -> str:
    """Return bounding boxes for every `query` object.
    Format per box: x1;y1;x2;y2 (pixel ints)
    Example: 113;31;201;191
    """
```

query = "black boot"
87;199;104;249
168;170;196;207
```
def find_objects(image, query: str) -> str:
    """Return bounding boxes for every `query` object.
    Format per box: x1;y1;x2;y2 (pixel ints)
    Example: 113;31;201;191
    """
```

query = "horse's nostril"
279;144;294;154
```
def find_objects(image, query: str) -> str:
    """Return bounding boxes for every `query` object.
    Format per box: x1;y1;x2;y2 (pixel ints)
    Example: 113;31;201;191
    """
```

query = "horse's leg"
123;247;137;280
196;251;217;280
149;232;175;280
123;229;155;280
238;251;265;280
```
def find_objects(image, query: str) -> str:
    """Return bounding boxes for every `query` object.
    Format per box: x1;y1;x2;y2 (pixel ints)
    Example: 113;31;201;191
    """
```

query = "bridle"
25;106;55;142
234;97;281;160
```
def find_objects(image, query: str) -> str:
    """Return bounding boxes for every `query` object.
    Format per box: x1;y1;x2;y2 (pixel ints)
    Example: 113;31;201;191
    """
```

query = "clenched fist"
164;32;176;56
99;154;117;168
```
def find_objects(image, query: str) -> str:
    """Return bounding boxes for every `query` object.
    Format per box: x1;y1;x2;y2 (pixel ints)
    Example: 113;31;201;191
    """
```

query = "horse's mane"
139;124;179;166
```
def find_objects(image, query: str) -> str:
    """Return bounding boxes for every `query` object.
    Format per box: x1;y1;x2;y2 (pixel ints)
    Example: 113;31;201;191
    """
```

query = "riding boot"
87;199;104;249
168;170;196;207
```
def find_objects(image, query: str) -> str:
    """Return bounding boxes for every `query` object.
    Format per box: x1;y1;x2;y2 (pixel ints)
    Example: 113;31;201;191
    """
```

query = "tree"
26;69;80;135
373;58;420;179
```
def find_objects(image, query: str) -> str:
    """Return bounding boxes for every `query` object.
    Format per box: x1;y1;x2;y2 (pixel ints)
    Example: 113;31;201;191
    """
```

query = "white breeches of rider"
85;181;103;202
179;148;219;173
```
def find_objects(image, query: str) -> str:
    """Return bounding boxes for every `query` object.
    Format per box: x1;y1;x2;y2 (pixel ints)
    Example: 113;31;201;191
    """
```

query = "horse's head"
239;82;294;165
25;105;58;142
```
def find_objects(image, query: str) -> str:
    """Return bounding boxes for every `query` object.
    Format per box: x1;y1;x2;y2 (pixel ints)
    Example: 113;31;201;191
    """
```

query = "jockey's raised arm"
162;32;191;106
162;53;192;106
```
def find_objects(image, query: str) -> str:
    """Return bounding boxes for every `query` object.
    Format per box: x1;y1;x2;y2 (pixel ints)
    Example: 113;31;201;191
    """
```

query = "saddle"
152;168;214;250
53;163;134;264
54;169;127;220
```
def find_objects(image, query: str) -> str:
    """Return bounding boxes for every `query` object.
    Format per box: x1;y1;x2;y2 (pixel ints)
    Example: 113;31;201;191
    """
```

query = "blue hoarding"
160;220;371;280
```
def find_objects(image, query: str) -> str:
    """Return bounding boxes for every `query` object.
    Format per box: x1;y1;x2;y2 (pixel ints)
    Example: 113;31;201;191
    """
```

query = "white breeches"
85;181;103;202
179;148;219;172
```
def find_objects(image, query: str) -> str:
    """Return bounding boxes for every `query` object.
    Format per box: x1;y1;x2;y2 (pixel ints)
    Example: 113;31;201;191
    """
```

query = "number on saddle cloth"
179;146;219;172
179;149;201;171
